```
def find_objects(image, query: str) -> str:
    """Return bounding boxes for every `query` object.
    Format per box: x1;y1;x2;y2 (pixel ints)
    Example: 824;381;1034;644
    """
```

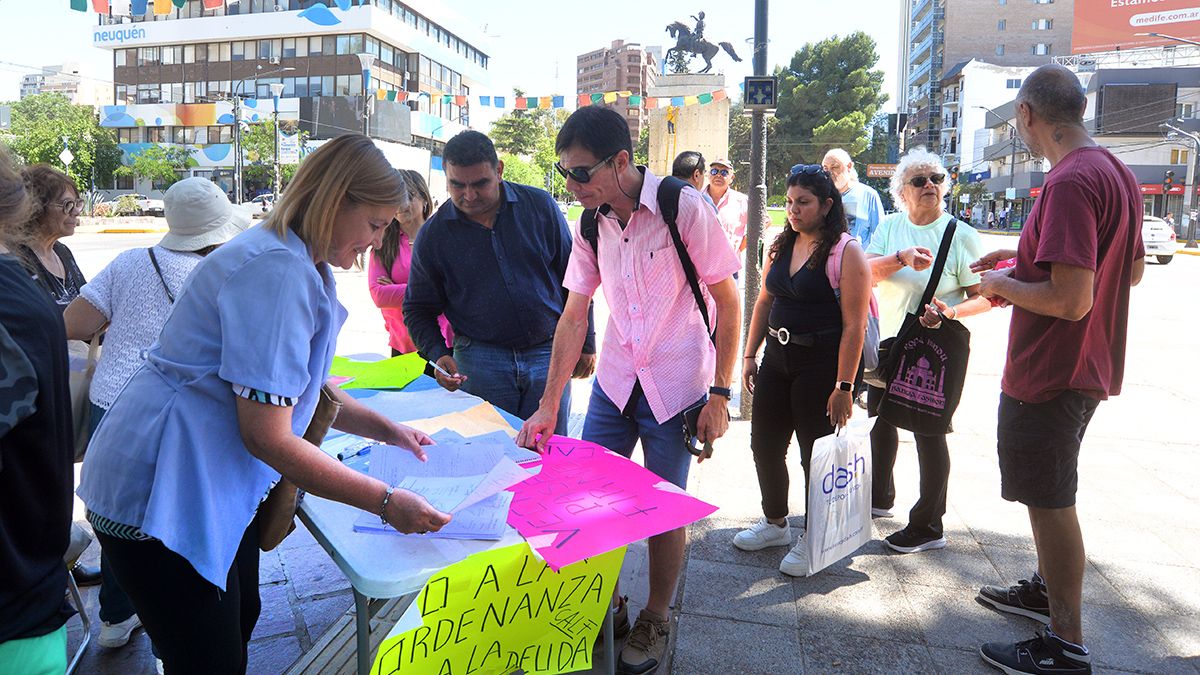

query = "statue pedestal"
647;73;731;177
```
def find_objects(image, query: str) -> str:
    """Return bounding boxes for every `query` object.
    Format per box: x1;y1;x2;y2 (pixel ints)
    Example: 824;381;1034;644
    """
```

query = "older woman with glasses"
18;165;87;310
865;147;991;554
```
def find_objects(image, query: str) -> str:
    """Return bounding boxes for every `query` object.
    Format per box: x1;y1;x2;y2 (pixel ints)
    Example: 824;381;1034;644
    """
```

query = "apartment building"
576;40;659;149
19;63;113;109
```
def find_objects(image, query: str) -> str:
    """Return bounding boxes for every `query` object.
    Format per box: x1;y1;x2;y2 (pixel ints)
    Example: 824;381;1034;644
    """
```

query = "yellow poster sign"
371;543;626;675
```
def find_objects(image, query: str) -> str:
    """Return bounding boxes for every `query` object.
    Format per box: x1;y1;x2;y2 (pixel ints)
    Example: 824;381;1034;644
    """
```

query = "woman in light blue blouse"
78;135;451;675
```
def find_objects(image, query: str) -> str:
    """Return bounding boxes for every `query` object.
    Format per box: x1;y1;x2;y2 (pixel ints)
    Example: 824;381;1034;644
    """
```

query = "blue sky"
0;1;902;113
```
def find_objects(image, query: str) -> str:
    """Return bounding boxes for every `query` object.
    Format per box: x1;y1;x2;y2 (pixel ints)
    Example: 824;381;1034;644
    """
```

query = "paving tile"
904;585;1032;651
793;573;922;644
928;646;995;675
981;546;1129;608
1151;614;1200;664
252;582;296;640
281;543;352;599
1081;520;1187;566
277;520;318;550
1090;559;1200;618
1081;603;1185;673
686;514;799;572
886;541;1001;592
798;632;936;674
258;549;287;584
247;634;303;674
300;591;354;646
679;559;798;628
672;613;804;675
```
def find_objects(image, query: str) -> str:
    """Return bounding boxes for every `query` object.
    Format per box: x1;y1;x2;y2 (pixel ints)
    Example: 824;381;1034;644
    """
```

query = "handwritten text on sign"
371;543;624;675
507;436;718;570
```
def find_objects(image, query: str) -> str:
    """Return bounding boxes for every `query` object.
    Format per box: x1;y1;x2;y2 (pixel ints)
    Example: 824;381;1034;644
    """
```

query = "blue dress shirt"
404;181;594;361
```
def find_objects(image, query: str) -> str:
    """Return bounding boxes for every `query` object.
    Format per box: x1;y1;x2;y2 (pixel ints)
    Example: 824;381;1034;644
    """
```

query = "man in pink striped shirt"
517;106;740;675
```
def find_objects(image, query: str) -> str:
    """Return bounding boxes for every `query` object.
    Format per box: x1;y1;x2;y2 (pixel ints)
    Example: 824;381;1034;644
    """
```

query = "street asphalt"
63;228;1198;674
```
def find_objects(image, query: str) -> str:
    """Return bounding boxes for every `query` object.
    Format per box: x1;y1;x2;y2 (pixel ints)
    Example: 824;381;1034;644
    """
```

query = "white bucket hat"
159;177;250;252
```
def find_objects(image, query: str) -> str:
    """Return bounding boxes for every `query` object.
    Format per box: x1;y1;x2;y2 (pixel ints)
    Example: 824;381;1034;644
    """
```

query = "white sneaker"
98;614;142;648
779;538;809;577
871;507;895;518
732;517;792;551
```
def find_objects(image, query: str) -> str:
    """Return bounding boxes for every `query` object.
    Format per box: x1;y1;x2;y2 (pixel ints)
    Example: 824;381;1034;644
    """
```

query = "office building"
576;40;659;149
91;0;491;196
902;0;1074;151
19;63;113;108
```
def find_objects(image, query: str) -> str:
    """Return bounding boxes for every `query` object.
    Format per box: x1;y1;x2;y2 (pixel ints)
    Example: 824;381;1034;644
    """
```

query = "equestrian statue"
665;11;742;74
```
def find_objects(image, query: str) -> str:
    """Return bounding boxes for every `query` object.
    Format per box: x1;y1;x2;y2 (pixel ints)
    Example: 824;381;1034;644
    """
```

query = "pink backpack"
825;232;882;374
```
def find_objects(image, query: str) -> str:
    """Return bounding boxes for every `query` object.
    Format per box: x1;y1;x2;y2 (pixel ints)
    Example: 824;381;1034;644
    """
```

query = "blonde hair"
265;134;407;261
0;145;31;252
889;146;949;213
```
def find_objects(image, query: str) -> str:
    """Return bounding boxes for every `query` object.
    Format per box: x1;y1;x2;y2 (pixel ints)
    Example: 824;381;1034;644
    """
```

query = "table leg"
603;604;615;675
355;590;371;675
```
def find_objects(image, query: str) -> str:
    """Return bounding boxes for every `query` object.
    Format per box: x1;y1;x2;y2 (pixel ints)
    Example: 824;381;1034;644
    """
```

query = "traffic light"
1164;169;1176;192
951;165;960;183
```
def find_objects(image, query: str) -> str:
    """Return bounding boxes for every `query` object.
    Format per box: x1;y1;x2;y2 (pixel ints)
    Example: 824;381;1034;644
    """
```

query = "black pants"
868;384;950;538
96;516;262;675
749;340;838;520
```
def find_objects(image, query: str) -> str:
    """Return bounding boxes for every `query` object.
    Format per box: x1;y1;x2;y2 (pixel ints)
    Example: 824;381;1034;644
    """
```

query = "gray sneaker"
977;577;1051;624
618;609;670;674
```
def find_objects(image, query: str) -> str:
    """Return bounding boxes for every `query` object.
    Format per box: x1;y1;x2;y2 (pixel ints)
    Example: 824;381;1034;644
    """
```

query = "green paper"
71;0;88;10
698;93;713;104
590;93;605;104
172;0;186;7
329;353;425;390
628;95;643;105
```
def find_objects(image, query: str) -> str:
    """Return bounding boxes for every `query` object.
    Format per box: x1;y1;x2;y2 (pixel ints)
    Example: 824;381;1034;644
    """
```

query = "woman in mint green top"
78;135;452;674
864;147;992;555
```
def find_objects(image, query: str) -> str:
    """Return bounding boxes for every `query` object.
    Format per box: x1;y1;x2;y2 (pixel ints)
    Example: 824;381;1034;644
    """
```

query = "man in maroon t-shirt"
970;65;1145;675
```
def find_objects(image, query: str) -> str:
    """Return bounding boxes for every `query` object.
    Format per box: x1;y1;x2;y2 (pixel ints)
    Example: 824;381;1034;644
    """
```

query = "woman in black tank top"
731;165;872;576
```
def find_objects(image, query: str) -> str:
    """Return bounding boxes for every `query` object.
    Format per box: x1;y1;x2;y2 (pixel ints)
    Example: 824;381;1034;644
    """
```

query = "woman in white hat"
62;177;248;652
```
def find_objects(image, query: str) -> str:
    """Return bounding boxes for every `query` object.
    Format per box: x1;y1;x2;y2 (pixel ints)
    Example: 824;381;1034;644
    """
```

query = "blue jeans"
453;336;570;434
580;381;703;489
89;403;138;626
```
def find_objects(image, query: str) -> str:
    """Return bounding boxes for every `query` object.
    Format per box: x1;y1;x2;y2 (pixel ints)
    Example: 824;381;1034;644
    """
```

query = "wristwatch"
835;381;854;392
709;386;732;399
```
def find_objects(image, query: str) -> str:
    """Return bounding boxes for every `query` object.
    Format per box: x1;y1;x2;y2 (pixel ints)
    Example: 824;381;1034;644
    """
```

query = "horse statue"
665;20;742;74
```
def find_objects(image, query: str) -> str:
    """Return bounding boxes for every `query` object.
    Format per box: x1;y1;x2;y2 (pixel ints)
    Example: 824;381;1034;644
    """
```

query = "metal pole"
1164;123;1199;247
273;109;281;198
740;0;768;420
233;95;243;204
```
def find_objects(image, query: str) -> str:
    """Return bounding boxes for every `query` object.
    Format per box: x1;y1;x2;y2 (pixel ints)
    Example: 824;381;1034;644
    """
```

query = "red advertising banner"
1139;184;1186;195
1073;0;1200;54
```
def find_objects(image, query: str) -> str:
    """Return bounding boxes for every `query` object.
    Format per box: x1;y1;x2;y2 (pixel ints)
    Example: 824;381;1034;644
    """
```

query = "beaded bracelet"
380;485;395;526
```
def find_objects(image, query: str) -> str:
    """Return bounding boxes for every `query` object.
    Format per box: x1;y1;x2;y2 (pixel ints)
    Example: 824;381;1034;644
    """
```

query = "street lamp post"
356;53;376;137
1163;122;1200;248
269;82;285;200
231;65;294;204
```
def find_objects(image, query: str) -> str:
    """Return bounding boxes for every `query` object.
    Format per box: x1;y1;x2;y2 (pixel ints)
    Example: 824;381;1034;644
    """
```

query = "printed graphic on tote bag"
886;337;948;411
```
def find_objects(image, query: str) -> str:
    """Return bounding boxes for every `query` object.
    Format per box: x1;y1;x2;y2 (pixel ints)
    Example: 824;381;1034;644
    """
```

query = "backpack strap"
825;232;854;292
579;204;610;257
658;176;714;342
147;247;175;304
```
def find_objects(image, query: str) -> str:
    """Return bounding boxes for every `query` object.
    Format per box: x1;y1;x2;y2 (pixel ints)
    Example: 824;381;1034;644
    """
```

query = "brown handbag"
258;383;343;551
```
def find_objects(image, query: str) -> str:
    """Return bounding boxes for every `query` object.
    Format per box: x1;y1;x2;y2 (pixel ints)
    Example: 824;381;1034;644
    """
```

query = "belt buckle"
776;327;790;345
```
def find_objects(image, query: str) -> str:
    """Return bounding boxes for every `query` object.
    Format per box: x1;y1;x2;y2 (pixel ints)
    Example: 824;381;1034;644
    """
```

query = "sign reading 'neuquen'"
1072;0;1200;54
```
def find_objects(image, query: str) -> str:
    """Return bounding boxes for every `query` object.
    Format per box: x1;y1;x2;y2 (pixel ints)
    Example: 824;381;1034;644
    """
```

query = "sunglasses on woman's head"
709;168;731;177
907;173;946;188
554;154;615;184
789;163;830;178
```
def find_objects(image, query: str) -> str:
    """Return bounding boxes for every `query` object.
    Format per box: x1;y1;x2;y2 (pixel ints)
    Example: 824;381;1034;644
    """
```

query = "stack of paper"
352;443;535;540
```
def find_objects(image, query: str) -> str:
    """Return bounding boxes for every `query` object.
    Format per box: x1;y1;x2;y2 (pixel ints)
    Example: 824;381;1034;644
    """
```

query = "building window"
1032;43;1051;55
232;41;246;61
116;128;139;144
996;44;1006;56
1032;19;1053;30
138;47;160;66
1171;149;1190;165
997;19;1006;30
115;174;134;190
1177;102;1195;118
162;46;182;65
145;127;166;143
1006;78;1022;88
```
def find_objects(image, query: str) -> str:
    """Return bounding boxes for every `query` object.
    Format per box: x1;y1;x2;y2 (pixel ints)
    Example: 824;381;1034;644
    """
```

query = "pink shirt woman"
368;170;452;355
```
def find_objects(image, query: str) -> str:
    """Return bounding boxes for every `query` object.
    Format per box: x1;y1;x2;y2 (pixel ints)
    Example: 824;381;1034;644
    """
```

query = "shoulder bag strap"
658;176;714;342
147;247;175;304
918;218;958;310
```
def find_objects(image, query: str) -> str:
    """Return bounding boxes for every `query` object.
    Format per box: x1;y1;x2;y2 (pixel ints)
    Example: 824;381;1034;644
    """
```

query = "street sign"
279;133;301;164
1005;187;1017;199
959;195;970;203
970;169;991;182
743;77;777;111
59;148;74;167
866;164;896;178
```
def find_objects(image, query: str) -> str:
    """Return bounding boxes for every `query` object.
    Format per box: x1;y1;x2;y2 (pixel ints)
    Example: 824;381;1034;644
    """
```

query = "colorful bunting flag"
91;0;109;10
645;97;658;108
578;94;590;107
440;94;452;104
514;97;528;110
617;91;632;97
538;96;552;109
628;95;642;105
454;95;466;106
173;0;186;7
713;89;728;102
154;0;173;15
70;0;88;9
202;0;224;7
670;96;685;106
552;95;564;108
684;95;699;105
603;92;618;103
494;96;505;108
590;93;604;104
479;96;491;107
698;93;713;105
130;0;148;14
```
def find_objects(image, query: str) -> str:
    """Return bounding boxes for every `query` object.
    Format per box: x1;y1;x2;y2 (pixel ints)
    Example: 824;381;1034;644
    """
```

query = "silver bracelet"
380;485;395;526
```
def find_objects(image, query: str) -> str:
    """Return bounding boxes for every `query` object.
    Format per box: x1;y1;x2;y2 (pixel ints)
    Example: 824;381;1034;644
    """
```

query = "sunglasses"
53;199;85;213
907;173;946;188
554;154;615;184
789;163;830;178
709;167;731;177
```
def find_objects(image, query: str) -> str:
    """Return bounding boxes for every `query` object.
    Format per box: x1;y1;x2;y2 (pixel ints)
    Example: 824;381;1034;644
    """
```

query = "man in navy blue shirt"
405;131;595;434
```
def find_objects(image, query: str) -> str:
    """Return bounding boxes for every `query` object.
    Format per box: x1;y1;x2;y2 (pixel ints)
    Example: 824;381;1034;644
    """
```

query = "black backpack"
578;176;714;342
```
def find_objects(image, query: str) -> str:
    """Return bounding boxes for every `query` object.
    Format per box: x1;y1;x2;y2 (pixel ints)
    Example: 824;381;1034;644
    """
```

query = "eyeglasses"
53;199;84;213
554;154;615;184
907;173;947;188
789;164;830;178
709;168;731;177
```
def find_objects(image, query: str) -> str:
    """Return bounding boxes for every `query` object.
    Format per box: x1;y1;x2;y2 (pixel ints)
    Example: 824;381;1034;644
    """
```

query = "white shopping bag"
806;417;875;576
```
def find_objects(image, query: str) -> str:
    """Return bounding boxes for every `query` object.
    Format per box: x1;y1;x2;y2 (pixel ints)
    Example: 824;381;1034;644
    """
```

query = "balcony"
908;57;932;87
911;0;933;20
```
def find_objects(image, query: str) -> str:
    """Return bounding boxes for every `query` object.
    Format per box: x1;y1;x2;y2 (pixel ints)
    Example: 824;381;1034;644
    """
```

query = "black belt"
767;326;840;347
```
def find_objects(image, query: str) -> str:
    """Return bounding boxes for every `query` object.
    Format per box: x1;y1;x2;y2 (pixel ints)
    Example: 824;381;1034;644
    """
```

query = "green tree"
634;125;650;167
765;32;888;195
116;145;193;189
667;48;690;74
489;89;550;156
499;153;544;189
8;93;122;192
242;119;308;189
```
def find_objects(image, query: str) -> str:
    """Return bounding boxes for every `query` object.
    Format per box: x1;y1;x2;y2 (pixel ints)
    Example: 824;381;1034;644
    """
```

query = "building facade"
92;0;490;197
19;63;113;108
939;59;1036;176
576;40;659;149
902;0;1074;151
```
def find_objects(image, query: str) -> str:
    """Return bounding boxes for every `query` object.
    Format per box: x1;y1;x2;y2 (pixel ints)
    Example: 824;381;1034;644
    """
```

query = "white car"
103;193;164;216
1142;215;1176;265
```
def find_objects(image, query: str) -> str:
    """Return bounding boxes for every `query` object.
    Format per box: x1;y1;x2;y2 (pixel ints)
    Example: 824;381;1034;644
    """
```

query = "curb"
1175;247;1200;256
97;228;169;234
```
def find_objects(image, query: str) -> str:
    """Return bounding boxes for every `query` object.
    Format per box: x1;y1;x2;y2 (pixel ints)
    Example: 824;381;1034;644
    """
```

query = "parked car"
251;193;277;214
1142;215;1176;265
102;193;164;217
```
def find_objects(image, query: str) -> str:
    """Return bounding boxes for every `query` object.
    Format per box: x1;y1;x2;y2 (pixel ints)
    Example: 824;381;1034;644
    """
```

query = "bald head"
1017;64;1086;127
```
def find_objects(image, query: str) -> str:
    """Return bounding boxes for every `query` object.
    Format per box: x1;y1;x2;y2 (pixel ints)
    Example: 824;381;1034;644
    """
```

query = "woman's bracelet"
380;485;395;526
895;250;906;267
744;355;756;359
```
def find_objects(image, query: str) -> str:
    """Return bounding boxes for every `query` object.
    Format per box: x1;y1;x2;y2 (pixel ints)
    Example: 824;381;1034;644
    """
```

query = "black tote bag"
877;219;971;435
